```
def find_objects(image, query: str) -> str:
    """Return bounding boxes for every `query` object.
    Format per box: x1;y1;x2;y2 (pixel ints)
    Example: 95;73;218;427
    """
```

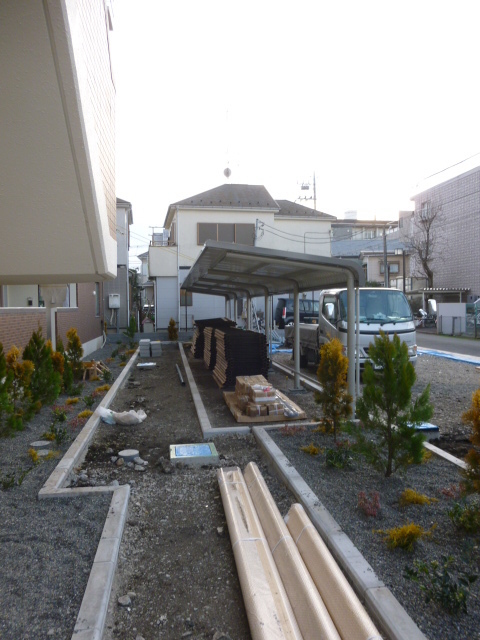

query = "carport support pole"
233;296;238;324
347;273;356;414
265;292;272;365
356;287;360;398
293;285;301;389
247;295;252;330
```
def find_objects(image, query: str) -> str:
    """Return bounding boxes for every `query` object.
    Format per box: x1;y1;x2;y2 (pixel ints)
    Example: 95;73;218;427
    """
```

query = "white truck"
284;287;417;369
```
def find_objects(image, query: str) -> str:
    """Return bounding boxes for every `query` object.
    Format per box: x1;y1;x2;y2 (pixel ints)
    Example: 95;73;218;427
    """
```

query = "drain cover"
169;442;219;466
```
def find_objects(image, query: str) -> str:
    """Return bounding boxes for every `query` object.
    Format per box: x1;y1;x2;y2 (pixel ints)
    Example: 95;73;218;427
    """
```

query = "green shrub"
325;440;353;469
448;500;480;533
462;388;480;494
23;328;62;406
65;328;84;381
315;338;352;442
405;555;478;614
347;332;432;477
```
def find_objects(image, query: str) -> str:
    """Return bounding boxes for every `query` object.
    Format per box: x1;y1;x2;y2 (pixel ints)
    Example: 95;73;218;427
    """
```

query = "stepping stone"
30;440;51;449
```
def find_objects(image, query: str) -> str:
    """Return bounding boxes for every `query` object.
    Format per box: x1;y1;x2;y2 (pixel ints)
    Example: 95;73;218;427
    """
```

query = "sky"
111;1;480;269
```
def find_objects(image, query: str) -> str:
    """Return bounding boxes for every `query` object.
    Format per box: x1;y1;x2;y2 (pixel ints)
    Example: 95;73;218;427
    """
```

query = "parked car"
275;297;319;328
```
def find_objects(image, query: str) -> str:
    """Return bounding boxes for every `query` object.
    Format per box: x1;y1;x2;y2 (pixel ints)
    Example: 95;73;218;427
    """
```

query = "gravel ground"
0;341;479;640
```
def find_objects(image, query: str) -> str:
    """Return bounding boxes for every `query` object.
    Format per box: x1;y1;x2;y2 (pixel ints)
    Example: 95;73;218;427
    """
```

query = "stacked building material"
224;374;303;421
192;317;236;359
139;339;151;358
150;341;162;357
203;326;217;370
212;328;269;388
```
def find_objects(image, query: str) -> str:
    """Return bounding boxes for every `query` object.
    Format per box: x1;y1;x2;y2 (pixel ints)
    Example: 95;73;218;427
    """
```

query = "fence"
438;314;479;338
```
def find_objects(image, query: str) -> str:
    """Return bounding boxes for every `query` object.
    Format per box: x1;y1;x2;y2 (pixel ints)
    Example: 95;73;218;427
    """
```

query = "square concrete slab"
169;442;219;466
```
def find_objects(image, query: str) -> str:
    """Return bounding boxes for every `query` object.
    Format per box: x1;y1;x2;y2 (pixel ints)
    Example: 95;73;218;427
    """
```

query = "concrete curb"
179;342;251;437
37;350;139;640
39;351;139;498
72;485;130;639
252;427;428;640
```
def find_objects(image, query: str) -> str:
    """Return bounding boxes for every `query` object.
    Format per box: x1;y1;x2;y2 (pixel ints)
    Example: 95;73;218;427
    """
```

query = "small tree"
65;328;84;381
23;328;62;406
462;388;480;494
348;331;432;477
168;318;178;341
123;315;137;348
0;342;13;433
404;201;445;288
315;338;352;442
56;336;73;393
4;346;34;433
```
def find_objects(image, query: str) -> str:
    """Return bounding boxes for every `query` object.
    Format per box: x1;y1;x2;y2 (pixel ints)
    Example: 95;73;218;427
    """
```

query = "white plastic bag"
97;406;147;425
97;406;116;424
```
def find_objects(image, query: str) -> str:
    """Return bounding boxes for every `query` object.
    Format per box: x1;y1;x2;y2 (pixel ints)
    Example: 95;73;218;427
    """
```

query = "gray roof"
172;184;278;210
275;200;335;220
331;237;407;258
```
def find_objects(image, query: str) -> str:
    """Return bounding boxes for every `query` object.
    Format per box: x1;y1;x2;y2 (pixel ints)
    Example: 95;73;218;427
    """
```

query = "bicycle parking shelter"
181;240;365;407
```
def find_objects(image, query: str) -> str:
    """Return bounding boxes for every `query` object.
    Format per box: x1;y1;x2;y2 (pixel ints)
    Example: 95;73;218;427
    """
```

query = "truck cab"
285;287;417;369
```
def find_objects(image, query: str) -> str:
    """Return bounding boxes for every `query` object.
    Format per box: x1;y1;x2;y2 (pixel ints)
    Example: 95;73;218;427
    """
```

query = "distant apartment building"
404;161;480;302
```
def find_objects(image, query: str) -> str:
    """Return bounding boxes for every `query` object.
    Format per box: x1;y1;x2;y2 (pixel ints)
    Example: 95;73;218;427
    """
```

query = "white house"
148;184;335;329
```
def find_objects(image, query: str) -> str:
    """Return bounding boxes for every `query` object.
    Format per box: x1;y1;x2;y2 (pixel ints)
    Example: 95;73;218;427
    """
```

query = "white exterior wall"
257;217;333;255
155;277;179;330
116;206;130;266
149;246;178;277
176;207;274;267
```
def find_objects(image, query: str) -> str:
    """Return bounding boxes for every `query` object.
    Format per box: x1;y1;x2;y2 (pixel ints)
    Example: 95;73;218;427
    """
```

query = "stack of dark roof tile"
203;326;216;370
191;318;236;359
212;328;269;388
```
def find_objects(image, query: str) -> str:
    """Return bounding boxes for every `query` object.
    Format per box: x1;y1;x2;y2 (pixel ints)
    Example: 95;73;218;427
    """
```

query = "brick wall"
0;309;47;353
56;282;103;346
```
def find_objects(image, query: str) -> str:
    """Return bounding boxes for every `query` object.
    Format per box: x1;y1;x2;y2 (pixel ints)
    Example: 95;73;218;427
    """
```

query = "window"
197;223;255;246
180;289;192;306
420;201;430;220
95;282;100;316
380;262;399;274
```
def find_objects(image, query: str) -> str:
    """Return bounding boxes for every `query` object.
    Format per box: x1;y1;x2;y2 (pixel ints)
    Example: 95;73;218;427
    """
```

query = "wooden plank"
223;391;306;423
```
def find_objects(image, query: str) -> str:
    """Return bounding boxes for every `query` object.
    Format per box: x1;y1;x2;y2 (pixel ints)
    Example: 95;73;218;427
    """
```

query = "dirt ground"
82;343;479;640
88;344;299;640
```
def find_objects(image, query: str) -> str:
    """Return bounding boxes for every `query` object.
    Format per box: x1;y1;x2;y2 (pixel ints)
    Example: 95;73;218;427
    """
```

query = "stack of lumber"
212;327;269;388
223;374;306;423
191;318;236;359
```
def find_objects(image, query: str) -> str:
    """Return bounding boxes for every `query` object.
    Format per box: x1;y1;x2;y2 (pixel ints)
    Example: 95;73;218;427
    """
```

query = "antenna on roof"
296;172;317;210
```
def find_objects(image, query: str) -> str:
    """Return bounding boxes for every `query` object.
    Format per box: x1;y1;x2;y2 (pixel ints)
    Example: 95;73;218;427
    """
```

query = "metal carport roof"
181;240;365;298
182;241;366;406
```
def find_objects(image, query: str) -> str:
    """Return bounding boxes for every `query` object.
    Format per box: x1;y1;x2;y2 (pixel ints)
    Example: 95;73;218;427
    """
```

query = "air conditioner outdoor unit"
109;293;120;309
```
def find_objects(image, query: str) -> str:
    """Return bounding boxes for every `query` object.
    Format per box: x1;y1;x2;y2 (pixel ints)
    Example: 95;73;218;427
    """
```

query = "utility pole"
383;226;388;287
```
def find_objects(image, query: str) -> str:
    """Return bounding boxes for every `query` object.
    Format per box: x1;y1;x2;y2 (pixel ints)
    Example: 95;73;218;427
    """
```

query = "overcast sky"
111;1;480;268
